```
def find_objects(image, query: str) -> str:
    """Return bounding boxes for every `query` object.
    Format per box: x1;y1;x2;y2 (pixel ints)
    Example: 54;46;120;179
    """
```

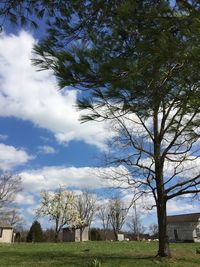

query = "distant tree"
36;187;81;242
16;228;28;242
0;173;21;209
15;232;21;243
149;223;159;239
74;191;96;241
43;228;57;242
13;224;27;243
97;204;111;241
26;220;43;242
0;173;23;232
0;208;24;229
127;204;145;240
108;197;128;241
75;191;96;226
90;228;102;241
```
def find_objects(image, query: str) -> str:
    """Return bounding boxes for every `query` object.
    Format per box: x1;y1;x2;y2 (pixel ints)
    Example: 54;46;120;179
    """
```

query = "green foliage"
0;0;67;29
33;1;200;119
26;220;43;242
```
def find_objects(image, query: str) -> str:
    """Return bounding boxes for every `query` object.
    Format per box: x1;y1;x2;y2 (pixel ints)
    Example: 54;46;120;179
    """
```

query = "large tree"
33;1;200;256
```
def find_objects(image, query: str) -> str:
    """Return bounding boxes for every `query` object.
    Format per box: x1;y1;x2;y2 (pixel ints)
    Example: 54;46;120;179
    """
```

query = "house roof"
0;223;13;229
167;213;200;223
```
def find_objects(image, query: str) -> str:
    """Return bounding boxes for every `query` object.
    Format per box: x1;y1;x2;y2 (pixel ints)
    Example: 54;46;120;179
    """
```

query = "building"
63;226;89;242
117;233;124;241
0;224;14;243
167;213;200;242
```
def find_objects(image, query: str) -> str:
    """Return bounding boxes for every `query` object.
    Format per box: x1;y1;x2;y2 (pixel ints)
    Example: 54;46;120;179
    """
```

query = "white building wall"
167;221;200;242
0;228;13;243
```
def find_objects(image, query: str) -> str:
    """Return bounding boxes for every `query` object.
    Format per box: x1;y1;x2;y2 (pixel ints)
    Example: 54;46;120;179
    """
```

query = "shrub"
26;221;43;242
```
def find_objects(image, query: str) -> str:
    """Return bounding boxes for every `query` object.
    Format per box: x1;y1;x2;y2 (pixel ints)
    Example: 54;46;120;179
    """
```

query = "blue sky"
0;18;199;230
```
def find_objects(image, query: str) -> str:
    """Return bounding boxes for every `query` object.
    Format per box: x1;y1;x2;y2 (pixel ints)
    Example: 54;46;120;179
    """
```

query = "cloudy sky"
0;19;199;229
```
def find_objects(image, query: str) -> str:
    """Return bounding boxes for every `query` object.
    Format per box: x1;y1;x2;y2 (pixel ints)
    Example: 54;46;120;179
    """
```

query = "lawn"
0;241;200;267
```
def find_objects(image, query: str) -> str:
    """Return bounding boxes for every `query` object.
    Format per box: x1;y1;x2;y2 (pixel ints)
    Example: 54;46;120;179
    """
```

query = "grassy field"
0;241;200;267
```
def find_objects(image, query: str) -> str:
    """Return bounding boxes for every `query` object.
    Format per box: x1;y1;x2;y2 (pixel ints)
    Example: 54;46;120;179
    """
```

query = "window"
0;228;2;238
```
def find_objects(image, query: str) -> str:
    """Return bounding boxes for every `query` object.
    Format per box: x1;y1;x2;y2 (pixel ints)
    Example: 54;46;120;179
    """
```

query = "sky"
0;16;199;230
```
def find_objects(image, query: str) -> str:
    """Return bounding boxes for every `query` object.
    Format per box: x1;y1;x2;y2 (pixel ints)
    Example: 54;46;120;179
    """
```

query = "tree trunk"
80;227;83;242
155;167;171;257
104;229;107;241
156;191;171;257
153;107;170;257
54;231;59;242
54;220;59;242
113;229;118;241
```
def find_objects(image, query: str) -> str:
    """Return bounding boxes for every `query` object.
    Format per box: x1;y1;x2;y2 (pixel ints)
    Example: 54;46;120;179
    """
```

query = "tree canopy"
36;187;82;242
0;0;66;30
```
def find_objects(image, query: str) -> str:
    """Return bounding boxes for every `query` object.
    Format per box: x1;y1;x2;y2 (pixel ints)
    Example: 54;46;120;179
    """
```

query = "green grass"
0;241;200;267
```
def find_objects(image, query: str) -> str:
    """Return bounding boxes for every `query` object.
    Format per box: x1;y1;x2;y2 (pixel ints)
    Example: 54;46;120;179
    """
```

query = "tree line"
0;172;157;243
17;220;158;243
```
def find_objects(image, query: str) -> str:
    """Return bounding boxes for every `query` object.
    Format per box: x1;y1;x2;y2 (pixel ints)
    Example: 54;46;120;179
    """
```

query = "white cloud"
167;198;200;215
26;206;39;216
0;143;32;170
0;31;111;150
14;192;36;205
19;165;128;192
37;145;57;154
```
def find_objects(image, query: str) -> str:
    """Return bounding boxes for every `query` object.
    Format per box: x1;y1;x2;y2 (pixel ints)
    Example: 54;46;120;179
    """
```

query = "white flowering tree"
36;187;82;242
